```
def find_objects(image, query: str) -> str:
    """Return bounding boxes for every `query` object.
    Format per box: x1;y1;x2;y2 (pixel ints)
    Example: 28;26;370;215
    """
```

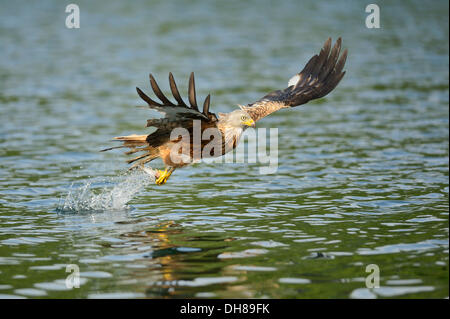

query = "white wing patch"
288;74;300;87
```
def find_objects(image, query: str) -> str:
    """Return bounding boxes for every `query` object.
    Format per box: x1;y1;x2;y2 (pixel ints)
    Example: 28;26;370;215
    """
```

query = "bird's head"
218;109;255;129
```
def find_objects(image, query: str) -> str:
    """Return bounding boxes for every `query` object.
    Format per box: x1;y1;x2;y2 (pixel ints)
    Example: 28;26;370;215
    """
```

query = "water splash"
57;169;156;213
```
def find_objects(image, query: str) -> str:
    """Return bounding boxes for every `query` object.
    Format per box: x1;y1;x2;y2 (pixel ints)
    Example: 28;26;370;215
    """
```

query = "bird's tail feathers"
101;134;159;169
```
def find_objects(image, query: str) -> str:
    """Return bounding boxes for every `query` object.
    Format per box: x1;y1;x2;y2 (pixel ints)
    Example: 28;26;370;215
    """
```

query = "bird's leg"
141;166;157;177
155;167;175;185
136;164;159;181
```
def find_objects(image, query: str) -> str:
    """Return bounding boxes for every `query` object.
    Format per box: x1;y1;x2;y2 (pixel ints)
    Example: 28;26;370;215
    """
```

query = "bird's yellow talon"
155;168;174;185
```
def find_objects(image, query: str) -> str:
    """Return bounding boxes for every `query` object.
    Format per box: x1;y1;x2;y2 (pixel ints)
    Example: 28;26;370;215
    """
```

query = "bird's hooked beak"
243;118;255;128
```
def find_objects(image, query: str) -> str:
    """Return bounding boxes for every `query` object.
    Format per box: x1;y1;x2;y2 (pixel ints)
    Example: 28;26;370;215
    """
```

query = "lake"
0;0;448;298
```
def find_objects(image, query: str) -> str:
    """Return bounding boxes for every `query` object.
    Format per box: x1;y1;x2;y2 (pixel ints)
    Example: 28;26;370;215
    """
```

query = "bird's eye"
241;115;247;121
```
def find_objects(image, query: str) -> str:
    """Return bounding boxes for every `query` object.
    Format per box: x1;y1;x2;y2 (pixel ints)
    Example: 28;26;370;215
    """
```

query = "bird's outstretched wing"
136;72;217;129
102;73;217;157
243;37;347;122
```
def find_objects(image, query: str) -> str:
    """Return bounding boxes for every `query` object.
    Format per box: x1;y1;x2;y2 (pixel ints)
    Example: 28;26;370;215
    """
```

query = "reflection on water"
0;0;448;298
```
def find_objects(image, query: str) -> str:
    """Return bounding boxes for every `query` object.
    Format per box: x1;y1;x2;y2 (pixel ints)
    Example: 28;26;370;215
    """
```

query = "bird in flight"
102;38;347;185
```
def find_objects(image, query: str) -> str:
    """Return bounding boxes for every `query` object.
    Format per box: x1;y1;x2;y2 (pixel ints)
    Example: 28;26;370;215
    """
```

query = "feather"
136;87;162;107
319;37;342;81
100;145;125;152
169;72;187;107
149;74;175;106
127;152;152;164
202;94;211;116
244;38;347;122
188;72;198;110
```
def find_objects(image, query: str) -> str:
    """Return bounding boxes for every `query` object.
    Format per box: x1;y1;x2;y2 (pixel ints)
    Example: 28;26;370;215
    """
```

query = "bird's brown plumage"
102;38;348;180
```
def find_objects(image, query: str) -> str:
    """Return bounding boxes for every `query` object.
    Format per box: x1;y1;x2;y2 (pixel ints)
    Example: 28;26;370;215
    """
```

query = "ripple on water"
80;271;113;279
279;278;312;284
250;240;288;248
0;294;26;299
34;278;88;291
357;239;449;255
154;277;238;287
218;249;269;259
233;265;278;272
14;288;47;297
350;286;435;299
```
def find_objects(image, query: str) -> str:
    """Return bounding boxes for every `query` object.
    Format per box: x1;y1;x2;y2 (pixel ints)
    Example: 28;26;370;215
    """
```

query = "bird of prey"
102;38;347;185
